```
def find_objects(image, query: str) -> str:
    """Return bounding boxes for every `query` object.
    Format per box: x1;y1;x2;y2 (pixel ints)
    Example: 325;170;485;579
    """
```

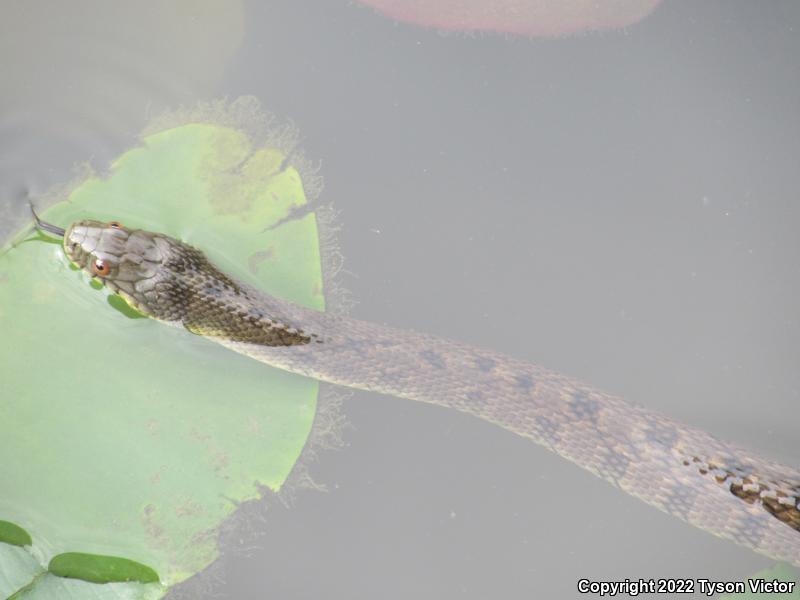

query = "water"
2;1;800;598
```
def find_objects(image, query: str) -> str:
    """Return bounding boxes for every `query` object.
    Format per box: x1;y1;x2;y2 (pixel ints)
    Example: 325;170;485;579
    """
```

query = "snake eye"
109;221;123;229
92;259;111;277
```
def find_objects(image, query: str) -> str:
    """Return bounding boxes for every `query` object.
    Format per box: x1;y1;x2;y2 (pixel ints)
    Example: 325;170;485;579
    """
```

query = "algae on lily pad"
0;99;329;596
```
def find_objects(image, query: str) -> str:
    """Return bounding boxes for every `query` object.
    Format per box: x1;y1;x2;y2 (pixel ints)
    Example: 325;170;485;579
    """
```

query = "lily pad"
0;522;32;548
0;106;327;596
1;533;165;600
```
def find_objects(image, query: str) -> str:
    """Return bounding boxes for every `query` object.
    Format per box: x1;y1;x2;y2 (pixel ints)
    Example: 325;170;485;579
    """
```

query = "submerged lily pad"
0;106;327;596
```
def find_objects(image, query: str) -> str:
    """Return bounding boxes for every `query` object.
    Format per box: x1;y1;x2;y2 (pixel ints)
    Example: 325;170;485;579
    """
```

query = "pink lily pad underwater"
358;0;663;36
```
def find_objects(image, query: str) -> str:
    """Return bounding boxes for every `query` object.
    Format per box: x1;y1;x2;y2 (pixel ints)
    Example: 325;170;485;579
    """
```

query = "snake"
32;211;800;568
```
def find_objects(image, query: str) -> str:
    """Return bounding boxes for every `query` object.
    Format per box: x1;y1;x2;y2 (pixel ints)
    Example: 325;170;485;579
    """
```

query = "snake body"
61;219;800;567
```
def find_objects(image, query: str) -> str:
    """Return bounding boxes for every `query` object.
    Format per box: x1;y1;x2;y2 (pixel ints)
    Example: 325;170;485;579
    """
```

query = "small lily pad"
1;526;166;599
49;553;159;585
0;522;32;548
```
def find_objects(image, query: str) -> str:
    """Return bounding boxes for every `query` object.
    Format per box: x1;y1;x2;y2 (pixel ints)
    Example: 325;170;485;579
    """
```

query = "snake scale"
35;215;800;567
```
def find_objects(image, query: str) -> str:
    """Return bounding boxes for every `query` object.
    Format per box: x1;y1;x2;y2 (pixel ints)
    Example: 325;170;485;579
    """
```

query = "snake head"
64;219;171;318
35;212;303;341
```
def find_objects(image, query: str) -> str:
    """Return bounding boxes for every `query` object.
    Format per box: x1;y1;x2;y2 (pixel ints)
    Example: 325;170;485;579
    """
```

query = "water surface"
2;1;799;598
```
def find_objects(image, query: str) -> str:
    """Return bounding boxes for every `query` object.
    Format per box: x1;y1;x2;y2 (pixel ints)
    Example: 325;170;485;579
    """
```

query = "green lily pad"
0;522;32;548
9;578;164;600
0;541;44;598
1;533;165;599
49;552;159;584
0;105;327;596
